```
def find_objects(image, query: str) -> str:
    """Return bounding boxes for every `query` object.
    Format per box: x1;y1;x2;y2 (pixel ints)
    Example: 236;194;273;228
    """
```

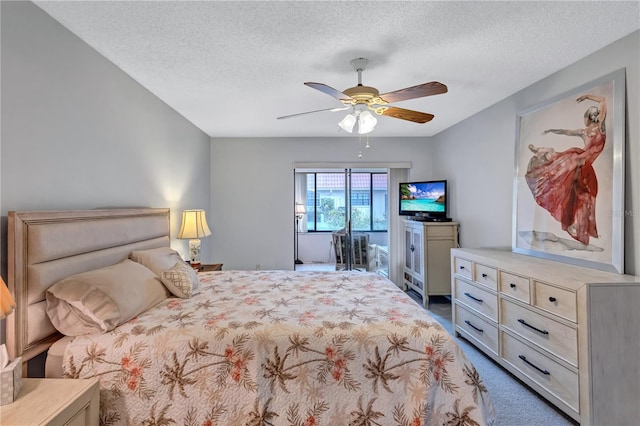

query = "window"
302;172;387;232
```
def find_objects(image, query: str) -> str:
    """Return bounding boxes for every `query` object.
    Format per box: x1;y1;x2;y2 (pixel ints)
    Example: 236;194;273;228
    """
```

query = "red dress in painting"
525;125;605;245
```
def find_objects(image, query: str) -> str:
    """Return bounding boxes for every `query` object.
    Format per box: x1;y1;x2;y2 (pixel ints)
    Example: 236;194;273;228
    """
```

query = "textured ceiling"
34;1;640;138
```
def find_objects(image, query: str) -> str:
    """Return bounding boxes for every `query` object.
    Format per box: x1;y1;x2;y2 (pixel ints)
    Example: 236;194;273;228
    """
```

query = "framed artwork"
513;68;626;274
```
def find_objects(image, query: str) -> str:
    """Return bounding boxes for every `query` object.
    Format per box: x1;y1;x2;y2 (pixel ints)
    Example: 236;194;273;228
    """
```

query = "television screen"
399;180;447;218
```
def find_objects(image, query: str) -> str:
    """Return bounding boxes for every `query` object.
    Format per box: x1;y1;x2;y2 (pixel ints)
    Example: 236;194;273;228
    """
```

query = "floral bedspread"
63;270;495;426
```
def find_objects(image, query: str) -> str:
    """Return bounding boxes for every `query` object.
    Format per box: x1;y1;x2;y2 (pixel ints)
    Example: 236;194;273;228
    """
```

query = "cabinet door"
404;226;413;270
412;228;422;275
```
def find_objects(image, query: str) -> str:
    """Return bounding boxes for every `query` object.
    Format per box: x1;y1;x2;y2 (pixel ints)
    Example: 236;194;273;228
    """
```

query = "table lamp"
178;209;212;268
1;277;21;406
1;277;15;320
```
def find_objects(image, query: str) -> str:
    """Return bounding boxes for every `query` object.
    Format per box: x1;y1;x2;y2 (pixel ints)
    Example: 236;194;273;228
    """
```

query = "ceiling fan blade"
304;82;352;101
379;82;447;104
379;106;435;123
277;106;350;120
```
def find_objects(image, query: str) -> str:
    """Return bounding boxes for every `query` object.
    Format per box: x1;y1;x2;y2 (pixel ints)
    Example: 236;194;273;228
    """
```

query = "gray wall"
210;137;432;270
0;1;212;274
431;30;639;275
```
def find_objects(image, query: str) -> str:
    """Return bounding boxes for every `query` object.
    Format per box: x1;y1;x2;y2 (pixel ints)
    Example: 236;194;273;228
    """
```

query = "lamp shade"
295;203;306;215
178;209;212;239
1;277;16;320
338;113;356;133
358;110;377;134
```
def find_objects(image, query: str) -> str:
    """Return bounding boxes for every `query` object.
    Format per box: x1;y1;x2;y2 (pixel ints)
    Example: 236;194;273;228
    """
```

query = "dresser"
450;248;640;425
403;220;458;307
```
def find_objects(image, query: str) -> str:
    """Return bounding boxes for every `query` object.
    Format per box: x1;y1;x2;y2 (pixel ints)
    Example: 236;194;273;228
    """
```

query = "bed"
7;208;495;426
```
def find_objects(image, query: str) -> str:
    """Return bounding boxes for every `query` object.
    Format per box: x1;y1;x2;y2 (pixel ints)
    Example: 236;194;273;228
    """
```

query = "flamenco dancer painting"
520;94;610;253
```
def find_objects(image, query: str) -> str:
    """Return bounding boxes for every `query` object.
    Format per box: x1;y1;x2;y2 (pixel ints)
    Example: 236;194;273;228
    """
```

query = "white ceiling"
33;1;640;138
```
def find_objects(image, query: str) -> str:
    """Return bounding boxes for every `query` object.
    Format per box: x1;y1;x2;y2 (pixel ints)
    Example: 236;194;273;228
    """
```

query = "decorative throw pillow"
161;260;201;298
130;246;184;278
46;259;169;336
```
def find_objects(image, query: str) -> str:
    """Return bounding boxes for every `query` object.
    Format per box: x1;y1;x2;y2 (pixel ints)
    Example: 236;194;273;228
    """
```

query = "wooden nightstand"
197;263;223;272
0;378;99;425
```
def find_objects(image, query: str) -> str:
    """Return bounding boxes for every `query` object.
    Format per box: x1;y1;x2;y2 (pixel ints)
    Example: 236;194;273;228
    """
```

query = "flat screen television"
399;180;449;221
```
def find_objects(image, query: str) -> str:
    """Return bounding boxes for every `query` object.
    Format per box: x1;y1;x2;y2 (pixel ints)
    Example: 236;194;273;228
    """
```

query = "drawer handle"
510;283;516;289
481;273;488;278
464;320;484;333
548;296;557;303
517;318;549;335
518;355;550;375
464;292;483;303
459;265;466;270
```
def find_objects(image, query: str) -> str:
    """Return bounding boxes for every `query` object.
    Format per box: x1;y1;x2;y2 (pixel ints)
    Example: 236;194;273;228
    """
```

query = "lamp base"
295;259;304;265
188;239;201;266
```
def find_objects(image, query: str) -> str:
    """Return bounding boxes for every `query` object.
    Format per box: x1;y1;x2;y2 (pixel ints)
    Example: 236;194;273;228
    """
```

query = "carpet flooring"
415;293;579;426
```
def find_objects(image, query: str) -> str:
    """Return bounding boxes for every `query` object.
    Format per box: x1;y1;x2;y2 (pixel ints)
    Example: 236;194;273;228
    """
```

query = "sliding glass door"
294;168;388;274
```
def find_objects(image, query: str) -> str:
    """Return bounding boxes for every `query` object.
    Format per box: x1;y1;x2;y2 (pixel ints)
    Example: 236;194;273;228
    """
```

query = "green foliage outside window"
306;172;387;232
350;207;370;230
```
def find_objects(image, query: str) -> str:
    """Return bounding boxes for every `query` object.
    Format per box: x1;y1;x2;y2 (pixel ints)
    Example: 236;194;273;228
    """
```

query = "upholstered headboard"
7;208;170;362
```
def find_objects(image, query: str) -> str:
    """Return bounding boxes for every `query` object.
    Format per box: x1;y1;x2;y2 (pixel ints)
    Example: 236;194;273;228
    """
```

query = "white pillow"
46;259;169;336
130;246;183;277
161;261;201;298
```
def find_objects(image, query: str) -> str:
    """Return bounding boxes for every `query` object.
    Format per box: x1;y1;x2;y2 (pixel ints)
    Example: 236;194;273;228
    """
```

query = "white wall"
210;137;433;270
431;30;640;275
0;1;212;272
298;233;333;264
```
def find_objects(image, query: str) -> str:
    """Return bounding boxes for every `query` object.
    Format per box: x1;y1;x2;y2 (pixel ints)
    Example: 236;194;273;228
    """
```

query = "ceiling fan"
277;57;448;133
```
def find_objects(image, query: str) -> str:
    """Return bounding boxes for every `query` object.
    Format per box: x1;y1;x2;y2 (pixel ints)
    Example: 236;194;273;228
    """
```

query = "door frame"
293;162;410;286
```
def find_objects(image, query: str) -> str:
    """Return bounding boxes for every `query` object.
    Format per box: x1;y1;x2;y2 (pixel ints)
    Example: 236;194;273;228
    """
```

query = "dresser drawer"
535;282;577;322
454;278;498;321
454;257;472;280
455;304;498;355
474;263;498;290
501;332;579;412
501;298;577;366
499;271;531;303
66;403;93;426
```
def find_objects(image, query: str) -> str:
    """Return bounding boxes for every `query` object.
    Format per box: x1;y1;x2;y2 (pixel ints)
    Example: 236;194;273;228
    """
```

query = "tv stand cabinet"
402;219;458;307
450;247;640;425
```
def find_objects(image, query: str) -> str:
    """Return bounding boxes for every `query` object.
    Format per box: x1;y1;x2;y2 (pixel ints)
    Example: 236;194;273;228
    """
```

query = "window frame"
303;171;388;233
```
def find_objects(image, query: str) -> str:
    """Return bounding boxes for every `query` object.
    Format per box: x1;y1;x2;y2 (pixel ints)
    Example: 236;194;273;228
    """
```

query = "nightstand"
0;378;99;425
198;263;223;272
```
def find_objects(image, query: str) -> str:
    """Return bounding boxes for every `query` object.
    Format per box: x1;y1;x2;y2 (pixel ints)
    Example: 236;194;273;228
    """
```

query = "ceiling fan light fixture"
358;110;377;134
338;113;356;133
